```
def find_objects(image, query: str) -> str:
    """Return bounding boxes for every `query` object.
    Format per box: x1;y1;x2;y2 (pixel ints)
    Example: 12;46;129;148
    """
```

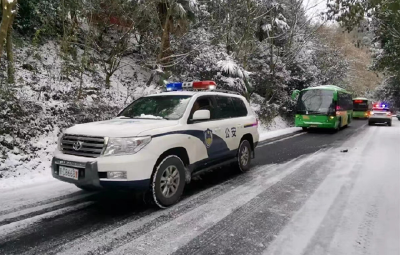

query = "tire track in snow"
105;152;325;255
297;130;375;255
0;192;95;227
0;202;94;241
173;151;334;255
0;164;273;255
0;191;88;216
54;165;278;255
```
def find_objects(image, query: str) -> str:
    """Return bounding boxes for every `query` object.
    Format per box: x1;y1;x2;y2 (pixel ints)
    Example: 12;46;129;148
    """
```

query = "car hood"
64;118;179;137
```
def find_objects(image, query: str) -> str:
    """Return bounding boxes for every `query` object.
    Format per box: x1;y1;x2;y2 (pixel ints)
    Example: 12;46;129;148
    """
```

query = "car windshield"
296;89;335;114
118;95;192;120
353;100;368;111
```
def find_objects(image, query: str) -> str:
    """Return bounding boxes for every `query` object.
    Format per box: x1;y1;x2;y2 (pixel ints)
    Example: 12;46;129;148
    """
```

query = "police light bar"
166;82;183;91
166;81;217;91
373;102;389;109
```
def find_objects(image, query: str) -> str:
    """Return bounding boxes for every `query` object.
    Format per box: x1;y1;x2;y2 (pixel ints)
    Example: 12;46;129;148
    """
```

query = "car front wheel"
237;140;252;172
151;155;186;208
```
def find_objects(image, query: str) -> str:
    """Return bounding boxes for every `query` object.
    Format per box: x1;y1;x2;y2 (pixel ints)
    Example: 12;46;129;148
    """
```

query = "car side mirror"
291;90;300;100
192;110;210;121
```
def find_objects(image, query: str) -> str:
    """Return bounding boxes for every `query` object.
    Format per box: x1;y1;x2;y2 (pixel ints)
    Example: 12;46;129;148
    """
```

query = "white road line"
258;132;306;148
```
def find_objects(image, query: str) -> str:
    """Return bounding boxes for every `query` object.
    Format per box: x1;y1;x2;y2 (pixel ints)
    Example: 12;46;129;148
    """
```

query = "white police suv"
52;81;259;208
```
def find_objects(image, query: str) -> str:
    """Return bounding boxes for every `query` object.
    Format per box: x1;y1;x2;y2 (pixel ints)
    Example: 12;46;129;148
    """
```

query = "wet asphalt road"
0;120;373;255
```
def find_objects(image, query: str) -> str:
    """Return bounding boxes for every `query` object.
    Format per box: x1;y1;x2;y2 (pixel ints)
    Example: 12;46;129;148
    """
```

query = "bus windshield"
297;89;335;114
353;100;368;111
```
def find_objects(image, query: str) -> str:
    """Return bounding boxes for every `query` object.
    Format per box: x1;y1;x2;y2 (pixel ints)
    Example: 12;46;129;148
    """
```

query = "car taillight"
386;112;392;116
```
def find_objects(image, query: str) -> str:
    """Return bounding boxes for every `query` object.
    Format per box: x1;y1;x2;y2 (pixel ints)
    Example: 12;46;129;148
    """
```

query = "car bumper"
369;116;391;123
353;111;369;118
295;122;336;128
51;150;154;190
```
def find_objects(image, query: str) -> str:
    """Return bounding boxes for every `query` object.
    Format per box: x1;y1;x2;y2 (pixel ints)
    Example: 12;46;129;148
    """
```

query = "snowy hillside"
0;42;159;181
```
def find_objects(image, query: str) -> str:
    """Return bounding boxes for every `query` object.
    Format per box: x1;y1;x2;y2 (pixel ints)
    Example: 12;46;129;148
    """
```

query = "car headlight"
103;136;151;156
57;133;64;151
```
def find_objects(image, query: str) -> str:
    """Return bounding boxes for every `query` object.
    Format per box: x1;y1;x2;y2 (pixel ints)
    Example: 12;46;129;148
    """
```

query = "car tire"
302;127;308;131
388;121;392;126
151;155;186;209
368;121;373;126
236;140;252;173
75;184;99;191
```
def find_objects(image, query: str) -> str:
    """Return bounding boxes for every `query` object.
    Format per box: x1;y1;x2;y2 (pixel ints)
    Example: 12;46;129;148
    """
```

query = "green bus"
352;97;372;119
292;85;353;131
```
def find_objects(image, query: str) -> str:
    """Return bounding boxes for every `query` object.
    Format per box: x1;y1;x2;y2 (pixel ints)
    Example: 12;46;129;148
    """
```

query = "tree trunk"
77;70;83;101
105;72;111;89
6;16;15;84
0;0;17;58
158;13;172;63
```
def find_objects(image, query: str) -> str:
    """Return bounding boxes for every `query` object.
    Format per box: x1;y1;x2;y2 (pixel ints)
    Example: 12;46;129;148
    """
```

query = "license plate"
310;125;318;127
59;166;79;180
303;116;310;120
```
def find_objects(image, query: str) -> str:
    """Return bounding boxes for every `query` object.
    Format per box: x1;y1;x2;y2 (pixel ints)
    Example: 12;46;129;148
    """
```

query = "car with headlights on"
52;81;259;208
368;103;392;126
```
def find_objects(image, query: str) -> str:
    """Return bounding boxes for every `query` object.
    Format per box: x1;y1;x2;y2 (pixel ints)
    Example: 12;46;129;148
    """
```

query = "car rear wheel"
368;121;373;126
236;140;252;173
151;155;186;208
388;121;392;126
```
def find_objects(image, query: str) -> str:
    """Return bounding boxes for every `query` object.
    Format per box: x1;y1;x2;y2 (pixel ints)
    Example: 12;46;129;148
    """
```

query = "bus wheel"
334;118;341;131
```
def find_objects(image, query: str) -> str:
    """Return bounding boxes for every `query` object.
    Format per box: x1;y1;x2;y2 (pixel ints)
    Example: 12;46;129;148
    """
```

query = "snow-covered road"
0;119;399;255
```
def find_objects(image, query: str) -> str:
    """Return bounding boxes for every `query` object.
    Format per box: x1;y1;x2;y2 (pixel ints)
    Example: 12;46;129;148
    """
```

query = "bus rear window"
353;100;368;111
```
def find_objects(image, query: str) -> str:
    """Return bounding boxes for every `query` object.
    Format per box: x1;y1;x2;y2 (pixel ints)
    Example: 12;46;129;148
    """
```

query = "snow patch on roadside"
0;128;60;190
259;127;302;142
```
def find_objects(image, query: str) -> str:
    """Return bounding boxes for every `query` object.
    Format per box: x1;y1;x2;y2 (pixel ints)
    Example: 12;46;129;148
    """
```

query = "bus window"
353;100;368;111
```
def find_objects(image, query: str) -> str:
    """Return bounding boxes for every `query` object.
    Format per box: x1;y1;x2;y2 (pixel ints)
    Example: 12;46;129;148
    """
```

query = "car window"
216;96;236;119
118;95;192;120
231;97;248;117
188;96;216;121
